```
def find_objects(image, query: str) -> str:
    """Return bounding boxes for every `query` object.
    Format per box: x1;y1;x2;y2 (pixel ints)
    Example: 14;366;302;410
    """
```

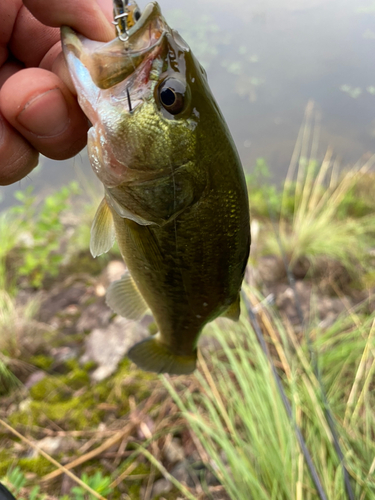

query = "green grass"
248;104;375;289
164;289;375;500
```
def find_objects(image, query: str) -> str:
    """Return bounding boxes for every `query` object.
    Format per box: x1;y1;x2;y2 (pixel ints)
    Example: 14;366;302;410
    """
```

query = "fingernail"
17;88;70;138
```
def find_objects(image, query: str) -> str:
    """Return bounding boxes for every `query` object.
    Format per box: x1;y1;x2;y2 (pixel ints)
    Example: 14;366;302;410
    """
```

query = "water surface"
1;0;375;207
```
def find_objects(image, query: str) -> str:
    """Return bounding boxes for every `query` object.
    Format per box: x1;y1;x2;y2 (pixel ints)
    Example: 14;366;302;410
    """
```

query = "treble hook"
113;0;130;42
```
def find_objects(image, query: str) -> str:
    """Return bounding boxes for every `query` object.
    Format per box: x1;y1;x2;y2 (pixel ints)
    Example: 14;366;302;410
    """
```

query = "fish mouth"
61;2;167;90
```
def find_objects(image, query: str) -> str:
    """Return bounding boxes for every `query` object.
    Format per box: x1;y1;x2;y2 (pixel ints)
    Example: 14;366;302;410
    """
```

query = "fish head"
62;2;214;190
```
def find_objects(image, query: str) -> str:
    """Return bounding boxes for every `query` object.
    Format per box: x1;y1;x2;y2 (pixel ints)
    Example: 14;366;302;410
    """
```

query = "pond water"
1;0;375;208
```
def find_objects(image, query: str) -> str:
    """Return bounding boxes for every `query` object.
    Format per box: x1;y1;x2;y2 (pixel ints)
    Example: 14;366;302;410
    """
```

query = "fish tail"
127;335;197;375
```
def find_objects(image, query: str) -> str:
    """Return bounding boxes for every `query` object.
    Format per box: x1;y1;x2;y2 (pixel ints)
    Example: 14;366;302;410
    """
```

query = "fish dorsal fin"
221;294;241;322
90;197;116;258
106;272;148;320
127;334;197;375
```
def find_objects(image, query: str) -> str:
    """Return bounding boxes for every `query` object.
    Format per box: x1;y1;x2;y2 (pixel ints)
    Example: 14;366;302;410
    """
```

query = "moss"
64;358;80;372
127;483;142;499
8;409;32;428
29;363;90;404
109;369;154;411
10;391;103;431
117;358;131;372
10;350;155;435
130;463;150;476
64;369;90;389
28;397;103;430
17;456;54;476
29;355;54;371
82;360;97;371
29;376;69;402
90;361;154;415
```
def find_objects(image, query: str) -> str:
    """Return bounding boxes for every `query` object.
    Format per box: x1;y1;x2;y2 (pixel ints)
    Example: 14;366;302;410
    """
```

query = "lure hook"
113;0;130;42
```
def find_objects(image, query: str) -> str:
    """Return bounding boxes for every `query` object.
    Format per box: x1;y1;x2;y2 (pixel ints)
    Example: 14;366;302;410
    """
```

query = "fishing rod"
0;483;17;500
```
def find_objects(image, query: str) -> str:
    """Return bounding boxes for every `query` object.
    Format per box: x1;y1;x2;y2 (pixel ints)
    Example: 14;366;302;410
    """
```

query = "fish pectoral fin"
106;272;148;320
127;334;197;375
90;197;116;258
221;294;241;322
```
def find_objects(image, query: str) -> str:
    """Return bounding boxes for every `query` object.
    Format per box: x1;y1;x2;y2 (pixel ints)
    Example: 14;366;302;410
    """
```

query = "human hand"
0;0;114;185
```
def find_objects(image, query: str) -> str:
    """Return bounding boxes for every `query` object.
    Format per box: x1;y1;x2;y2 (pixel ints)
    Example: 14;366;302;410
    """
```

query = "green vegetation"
165;297;375;499
5;183;80;290
70;472;112;500
2;466;113;500
248;106;375;290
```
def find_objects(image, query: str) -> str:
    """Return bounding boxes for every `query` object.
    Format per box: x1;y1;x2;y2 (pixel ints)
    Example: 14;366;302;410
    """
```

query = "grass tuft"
259;104;375;284
164;288;375;500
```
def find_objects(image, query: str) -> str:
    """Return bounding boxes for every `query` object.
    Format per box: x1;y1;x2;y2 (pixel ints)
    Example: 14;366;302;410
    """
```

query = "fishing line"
267;208;355;500
241;290;328;500
126;87;133;112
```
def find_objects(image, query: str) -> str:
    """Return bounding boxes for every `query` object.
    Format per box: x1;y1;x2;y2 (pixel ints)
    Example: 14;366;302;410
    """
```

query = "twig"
113;435;128;468
109;460;139;489
42;423;134;482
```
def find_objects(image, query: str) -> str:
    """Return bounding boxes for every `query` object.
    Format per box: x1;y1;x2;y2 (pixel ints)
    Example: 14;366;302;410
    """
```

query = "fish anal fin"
90;197;115;258
222;294;241;322
106;272;148;320
128;335;197;375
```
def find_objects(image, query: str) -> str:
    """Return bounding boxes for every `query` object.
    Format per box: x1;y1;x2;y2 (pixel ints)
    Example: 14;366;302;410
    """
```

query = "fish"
61;2;250;375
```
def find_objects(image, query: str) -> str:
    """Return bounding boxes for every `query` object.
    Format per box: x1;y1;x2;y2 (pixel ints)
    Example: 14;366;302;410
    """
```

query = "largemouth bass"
62;2;250;375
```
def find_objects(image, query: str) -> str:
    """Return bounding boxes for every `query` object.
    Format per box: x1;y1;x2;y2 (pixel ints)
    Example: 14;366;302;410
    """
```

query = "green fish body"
62;2;250;375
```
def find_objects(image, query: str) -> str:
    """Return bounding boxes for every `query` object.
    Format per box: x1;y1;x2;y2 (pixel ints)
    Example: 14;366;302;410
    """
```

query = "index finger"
23;0;114;41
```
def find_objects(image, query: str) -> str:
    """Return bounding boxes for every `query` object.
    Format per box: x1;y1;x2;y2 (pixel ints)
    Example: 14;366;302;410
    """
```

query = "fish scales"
62;1;250;374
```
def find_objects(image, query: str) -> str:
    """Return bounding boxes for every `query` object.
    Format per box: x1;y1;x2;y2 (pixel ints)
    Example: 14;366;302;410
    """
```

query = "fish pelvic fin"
128;334;197;375
90;197;115;258
221;293;241;322
106;272;148;320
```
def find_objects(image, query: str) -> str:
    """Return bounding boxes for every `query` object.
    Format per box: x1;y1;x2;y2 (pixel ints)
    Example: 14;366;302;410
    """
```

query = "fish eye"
157;77;188;115
133;9;141;22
